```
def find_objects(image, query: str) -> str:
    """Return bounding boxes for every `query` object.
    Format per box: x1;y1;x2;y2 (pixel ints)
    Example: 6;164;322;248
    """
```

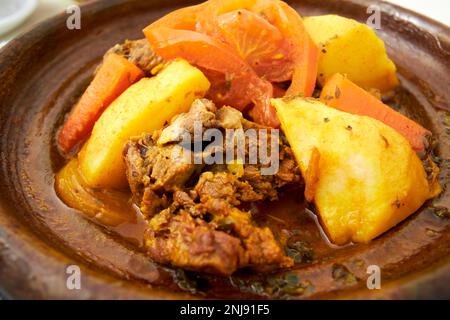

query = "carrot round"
320;73;431;153
58;53;144;154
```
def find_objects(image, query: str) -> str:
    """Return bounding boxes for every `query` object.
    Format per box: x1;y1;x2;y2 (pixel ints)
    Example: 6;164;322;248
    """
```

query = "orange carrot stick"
58;53;144;154
320;73;431;153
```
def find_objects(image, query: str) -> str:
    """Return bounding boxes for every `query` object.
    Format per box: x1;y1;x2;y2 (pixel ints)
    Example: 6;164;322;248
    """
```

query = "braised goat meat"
124;99;302;275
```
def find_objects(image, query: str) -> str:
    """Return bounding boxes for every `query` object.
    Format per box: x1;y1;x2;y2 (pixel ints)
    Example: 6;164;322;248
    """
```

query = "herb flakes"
432;206;449;220
332;264;359;285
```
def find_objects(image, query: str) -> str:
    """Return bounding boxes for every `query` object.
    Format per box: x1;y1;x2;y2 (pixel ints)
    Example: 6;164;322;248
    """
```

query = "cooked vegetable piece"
58;53;145;154
304;15;398;93
320;73;431;153
215;9;294;82
144;0;318;127
273;97;440;244
55;159;136;226
147;2;208;30
144;27;271;113
254;0;318;96
199;0;318;95
78;59;210;189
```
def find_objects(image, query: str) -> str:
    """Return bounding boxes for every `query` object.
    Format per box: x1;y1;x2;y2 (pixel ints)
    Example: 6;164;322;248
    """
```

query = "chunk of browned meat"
146;202;292;275
124;133;202;217
194;171;264;206
158;99;217;145
144;171;293;275
224;208;292;272
221;124;302;201
216;106;243;129
106;39;163;75
145;144;198;192
124;99;302;275
242;138;302;200
146;208;246;275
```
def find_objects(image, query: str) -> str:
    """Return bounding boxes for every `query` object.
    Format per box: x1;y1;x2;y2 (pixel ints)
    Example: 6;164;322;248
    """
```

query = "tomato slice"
216;9;294;82
143;0;317;127
247;83;280;128
197;0;316;89
144;26;273;115
255;0;318;96
196;0;261;35
203;69;278;128
146;2;208;31
272;83;286;98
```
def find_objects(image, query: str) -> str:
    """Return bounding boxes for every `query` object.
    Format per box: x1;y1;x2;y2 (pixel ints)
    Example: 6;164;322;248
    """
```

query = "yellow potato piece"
273;97;438;245
78;59;210;189
304;15;399;93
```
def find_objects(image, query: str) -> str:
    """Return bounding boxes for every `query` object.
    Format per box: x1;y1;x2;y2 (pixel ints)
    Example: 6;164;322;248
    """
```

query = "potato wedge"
78;59;210;189
304;15;399;93
273;97;439;244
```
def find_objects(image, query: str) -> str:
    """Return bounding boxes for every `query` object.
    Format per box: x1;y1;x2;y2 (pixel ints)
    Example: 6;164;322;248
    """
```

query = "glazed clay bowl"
0;0;449;299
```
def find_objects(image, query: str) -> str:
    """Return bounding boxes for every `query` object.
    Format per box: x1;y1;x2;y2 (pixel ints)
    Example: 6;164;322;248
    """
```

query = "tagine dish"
1;0;449;299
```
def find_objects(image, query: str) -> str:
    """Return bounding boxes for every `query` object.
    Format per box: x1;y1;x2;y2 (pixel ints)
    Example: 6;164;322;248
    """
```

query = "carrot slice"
58;53;144;154
320;73;430;153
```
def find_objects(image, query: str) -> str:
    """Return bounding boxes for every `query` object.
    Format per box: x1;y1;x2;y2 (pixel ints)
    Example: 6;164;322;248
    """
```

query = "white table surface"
0;0;448;47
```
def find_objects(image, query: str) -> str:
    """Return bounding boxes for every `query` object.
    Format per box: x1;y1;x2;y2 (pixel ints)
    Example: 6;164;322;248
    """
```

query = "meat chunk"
124;99;302;275
146;208;246;275
145;197;292;275
125;134;199;193
222;121;302;201
242;138;302;201
216;106;243;129
195;171;264;205
106;39;163;75
158;99;217;145
124;133;202;217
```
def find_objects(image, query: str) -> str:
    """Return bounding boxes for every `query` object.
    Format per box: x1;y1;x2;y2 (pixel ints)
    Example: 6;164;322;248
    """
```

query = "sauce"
45;87;449;298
